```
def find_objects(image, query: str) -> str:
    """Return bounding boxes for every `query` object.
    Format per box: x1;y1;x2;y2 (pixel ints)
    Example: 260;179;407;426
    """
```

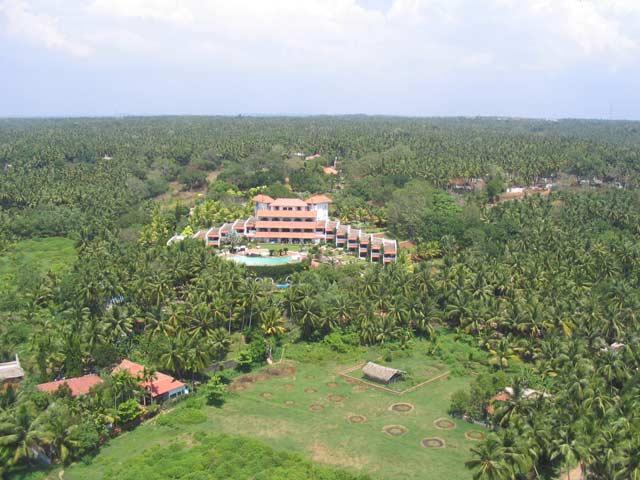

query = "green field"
61;339;485;480
0;237;76;301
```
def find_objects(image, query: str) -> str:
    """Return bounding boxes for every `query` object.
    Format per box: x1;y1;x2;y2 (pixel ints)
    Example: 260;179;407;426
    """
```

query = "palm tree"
207;328;231;361
295;297;319;340
0;404;50;467
260;307;286;337
242;279;264;329
160;337;186;379
40;405;79;464
466;435;513;480
140;366;157;406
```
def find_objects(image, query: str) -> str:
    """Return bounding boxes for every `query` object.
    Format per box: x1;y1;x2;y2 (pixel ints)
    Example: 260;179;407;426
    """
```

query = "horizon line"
1;114;638;122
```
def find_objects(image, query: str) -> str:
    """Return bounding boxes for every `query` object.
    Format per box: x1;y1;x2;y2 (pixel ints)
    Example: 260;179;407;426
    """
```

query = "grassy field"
0;237;76;302
60;338;486;480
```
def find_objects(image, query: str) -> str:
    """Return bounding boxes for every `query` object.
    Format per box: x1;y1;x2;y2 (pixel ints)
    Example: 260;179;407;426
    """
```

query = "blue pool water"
227;255;298;266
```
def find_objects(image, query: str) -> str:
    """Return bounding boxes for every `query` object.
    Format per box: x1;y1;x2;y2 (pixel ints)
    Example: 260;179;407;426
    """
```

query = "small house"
113;359;188;403
362;362;405;384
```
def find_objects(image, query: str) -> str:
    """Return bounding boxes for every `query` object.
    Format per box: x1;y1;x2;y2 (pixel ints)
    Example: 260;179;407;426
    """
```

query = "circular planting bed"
284;400;296;407
237;373;269;384
282;383;294;391
309;404;325;412
344;377;357;385
228;383;247;393
326;382;339;388
389;403;414;413
328;394;345;403
434;418;456;430
383;425;408;437
465;431;486;441
348;414;367;424
304;387;317;394
260;392;273;400
352;385;368;393
421;437;446;448
266;365;296;377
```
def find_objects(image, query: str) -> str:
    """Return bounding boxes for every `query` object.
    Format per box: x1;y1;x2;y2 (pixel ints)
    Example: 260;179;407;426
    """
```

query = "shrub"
117;399;142;426
236;350;253;372
202;377;227;406
323;332;348;353
448;390;471;417
68;421;102;459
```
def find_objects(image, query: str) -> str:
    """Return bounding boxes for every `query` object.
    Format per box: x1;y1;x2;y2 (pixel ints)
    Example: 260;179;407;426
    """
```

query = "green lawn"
62;339;485;480
0;237;76;302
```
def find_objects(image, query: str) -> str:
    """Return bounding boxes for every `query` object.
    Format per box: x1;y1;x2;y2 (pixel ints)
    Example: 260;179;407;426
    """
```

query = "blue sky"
1;0;639;119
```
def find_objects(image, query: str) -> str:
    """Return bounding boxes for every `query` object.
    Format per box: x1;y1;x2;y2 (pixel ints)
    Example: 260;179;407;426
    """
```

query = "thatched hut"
362;362;405;384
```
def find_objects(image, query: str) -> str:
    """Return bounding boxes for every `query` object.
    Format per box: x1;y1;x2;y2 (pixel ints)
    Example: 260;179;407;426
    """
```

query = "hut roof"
362;362;404;383
37;374;103;397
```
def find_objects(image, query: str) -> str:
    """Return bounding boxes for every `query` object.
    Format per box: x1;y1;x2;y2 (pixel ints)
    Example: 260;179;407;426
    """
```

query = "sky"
1;0;640;119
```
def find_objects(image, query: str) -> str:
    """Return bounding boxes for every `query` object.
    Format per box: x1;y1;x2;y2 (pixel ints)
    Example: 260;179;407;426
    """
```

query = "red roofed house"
37;374;103;398
198;194;398;263
113;359;188;403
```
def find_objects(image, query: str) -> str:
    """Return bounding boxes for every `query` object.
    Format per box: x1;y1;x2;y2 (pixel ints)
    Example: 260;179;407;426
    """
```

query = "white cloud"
87;0;194;25
3;0;640;72
0;0;92;57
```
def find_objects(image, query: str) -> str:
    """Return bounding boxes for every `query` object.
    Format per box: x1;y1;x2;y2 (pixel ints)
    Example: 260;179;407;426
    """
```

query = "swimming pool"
227;255;299;266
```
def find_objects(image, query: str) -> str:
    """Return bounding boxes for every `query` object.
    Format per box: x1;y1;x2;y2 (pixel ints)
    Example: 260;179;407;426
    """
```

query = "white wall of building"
313;203;329;220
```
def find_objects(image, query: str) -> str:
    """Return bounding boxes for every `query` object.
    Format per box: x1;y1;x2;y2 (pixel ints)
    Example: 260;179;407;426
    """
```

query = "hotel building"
196;195;397;263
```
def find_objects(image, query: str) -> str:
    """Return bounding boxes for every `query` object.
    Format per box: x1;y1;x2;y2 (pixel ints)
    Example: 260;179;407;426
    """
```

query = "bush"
202;377;227;406
236;350;253;372
68;421;102;459
247;335;268;365
322;332;348;353
248;260;309;280
448;390;471;417
179;170;207;190
117;399;142;426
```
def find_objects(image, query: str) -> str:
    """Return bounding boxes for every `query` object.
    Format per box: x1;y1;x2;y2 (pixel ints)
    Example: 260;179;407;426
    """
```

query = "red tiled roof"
37;374;103;397
305;194;332;204
255;221;317;229
113;359;185;398
256;210;316;219
253;231;320;239
269;198;308;207
252;194;274;203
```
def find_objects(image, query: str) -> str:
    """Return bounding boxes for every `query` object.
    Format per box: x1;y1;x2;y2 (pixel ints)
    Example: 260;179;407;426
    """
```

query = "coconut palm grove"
1;116;640;479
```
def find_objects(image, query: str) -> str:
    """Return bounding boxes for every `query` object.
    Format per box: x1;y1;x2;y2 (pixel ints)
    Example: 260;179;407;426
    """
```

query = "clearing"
0;237;76;302
60;337;487;480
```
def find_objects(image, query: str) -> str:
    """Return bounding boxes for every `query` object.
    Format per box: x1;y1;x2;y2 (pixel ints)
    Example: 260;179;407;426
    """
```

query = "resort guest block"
192;194;397;263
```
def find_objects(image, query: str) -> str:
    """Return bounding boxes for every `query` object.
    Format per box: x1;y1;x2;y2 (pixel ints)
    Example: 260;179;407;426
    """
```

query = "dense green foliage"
92;432;370;480
2;117;640;479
